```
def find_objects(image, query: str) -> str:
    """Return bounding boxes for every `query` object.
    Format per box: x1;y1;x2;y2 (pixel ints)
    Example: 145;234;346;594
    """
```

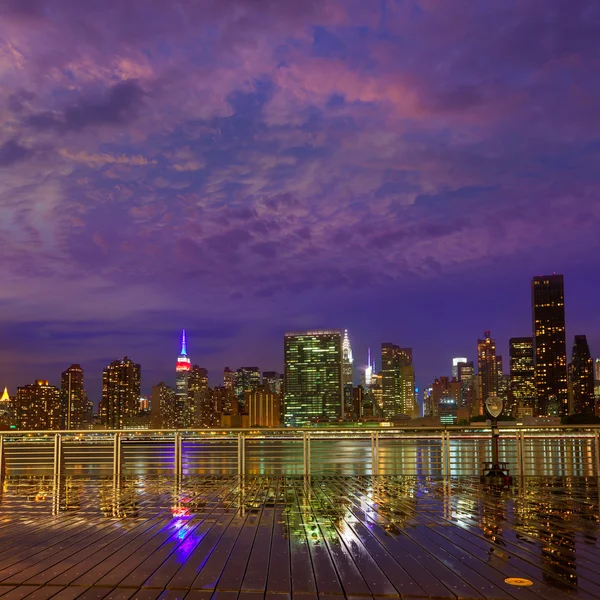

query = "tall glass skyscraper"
284;330;343;426
532;275;568;416
477;331;498;413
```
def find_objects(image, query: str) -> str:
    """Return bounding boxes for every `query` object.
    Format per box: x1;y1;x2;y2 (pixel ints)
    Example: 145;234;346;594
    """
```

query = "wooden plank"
5;520;119;586
140;481;245;590
214;487;264;594
292;483;342;597
49;518;167;587
240;484;277;593
286;485;316;598
17;586;64;600
265;506;290;596
0;588;41;600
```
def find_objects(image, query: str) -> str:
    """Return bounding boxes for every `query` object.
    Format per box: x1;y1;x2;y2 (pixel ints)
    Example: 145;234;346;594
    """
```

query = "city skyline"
1;2;600;407
1;271;598;410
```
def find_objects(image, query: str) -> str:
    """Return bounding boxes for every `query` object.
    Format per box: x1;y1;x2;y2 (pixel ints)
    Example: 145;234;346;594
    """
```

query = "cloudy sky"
1;0;599;403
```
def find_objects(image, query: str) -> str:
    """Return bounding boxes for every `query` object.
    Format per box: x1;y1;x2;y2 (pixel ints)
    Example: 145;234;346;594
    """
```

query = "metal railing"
1;425;599;477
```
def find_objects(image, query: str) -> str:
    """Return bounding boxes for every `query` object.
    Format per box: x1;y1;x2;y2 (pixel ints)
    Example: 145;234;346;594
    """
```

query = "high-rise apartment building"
456;361;476;413
570;335;595;415
101;357;141;429
595;359;600;382
188;365;208;396
477;331;498;413
16;380;62;430
532;275;568;416
61;364;89;430
509;337;536;417
284;330;343;426
175;329;191;399
381;344;416;417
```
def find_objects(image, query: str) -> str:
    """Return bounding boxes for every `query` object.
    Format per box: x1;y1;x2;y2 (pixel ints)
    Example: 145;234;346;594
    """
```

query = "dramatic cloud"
0;0;599;398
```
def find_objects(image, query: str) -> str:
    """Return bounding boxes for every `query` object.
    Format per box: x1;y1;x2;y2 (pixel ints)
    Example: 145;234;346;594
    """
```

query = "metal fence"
1;426;599;477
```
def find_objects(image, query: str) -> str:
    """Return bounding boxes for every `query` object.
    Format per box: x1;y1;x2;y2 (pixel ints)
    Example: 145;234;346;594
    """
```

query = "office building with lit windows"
477;331;498;413
381;344;416;418
509;337;536;417
284;330;343;426
532;275;568;416
569;335;595;415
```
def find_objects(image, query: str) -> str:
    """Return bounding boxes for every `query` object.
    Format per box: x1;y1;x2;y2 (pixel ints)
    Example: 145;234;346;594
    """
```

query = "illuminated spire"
343;329;353;363
0;387;9;402
180;329;187;356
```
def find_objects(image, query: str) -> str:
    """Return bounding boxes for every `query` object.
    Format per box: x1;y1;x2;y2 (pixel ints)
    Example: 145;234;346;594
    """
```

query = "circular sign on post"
485;396;503;419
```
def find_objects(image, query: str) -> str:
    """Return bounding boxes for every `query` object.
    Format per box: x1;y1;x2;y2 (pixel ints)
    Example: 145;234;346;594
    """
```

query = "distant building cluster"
423;274;599;424
1;274;598;431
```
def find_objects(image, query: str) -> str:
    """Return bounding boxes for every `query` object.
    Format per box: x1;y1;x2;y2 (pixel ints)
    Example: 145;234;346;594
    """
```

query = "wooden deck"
0;475;598;600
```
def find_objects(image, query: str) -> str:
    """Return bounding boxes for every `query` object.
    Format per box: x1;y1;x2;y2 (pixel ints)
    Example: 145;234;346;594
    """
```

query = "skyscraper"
595;359;600;382
509;337;536;417
61;364;88;430
246;386;281;427
234;367;261;406
223;367;235;389
0;387;13;429
342;329;354;386
381;344;416;418
452;357;468;379
16;380;62;430
532;275;568;416
284;330;343;426
477;331;498;413
176;329;191;399
101;357;141;429
570;335;595;415
151;382;177;429
262;371;284;395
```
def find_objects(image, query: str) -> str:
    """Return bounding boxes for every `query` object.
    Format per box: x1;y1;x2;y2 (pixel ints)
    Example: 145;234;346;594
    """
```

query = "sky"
1;0;599;405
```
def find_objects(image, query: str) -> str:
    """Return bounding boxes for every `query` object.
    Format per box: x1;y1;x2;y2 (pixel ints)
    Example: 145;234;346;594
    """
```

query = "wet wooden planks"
1;475;599;599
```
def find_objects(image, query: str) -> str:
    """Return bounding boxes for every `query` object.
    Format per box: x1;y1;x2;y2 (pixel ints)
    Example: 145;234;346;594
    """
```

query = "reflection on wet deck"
0;476;599;599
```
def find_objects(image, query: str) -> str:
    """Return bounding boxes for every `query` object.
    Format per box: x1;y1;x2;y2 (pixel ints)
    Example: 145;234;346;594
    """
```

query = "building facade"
509;337;536;417
381;344;416;418
101;357;141;429
16;380;62;430
234;367;261;407
284;330;343;426
262;371;284;395
175;329;191;400
246;387;281;427
532;275;568;416
569;335;595;415
0;387;14;429
477;331;498;413
61;364;89;429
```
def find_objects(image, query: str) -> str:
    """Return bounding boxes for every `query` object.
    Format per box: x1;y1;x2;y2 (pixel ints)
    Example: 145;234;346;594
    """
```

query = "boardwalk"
0;475;598;600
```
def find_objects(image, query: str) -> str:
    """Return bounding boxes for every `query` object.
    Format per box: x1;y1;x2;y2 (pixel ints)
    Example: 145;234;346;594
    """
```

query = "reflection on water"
1;474;599;595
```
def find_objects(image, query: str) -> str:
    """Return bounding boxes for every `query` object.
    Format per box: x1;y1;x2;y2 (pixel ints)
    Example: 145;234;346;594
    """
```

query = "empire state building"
176;329;191;398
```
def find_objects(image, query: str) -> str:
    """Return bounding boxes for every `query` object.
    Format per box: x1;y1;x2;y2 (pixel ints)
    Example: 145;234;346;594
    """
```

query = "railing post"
174;432;182;476
0;435;4;480
520;431;527;477
113;433;122;476
440;431;451;477
375;431;379;475
238;432;245;477
307;432;311;476
595;431;600;478
53;433;63;477
303;432;307;475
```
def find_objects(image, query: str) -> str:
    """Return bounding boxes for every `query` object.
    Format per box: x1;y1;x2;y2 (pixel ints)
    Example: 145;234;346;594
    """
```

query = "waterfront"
0;475;599;599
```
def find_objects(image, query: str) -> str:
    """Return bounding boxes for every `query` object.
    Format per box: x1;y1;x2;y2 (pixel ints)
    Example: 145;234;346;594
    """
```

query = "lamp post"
480;396;512;486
